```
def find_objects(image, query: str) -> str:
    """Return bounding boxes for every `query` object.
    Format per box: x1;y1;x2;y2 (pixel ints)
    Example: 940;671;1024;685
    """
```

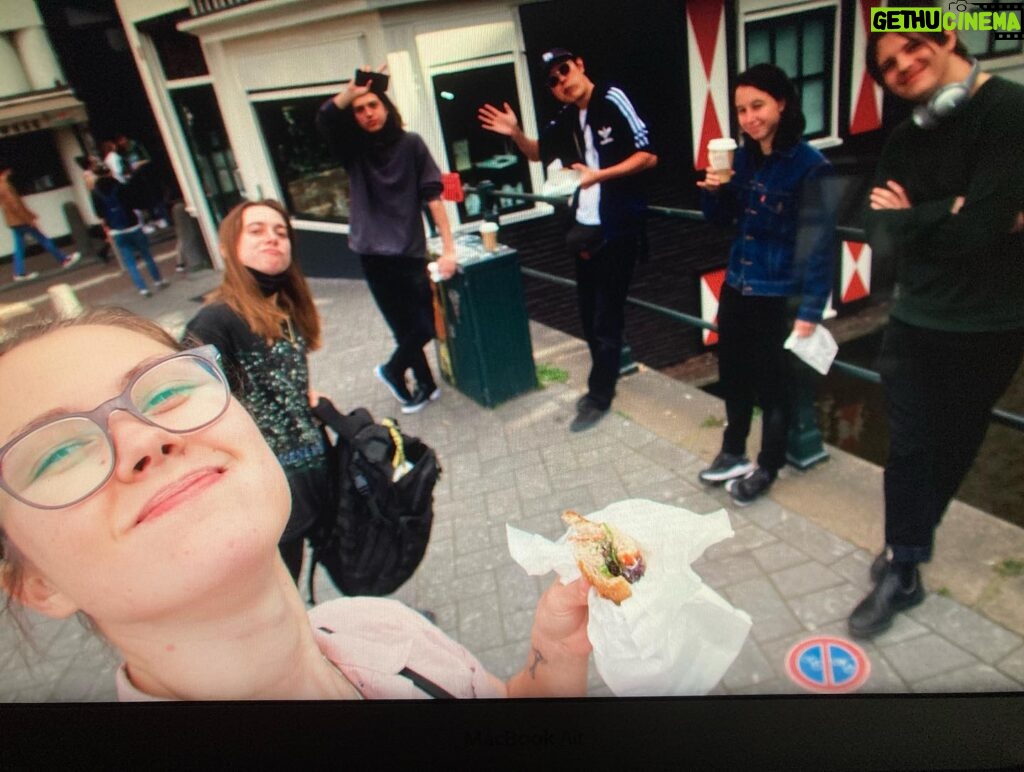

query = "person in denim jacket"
697;64;836;505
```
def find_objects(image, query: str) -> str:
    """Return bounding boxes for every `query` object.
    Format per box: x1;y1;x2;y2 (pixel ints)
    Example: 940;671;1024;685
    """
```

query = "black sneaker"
698;452;755;484
848;563;925;639
374;364;412;405
725;466;775;506
570;397;608;433
401;385;441;414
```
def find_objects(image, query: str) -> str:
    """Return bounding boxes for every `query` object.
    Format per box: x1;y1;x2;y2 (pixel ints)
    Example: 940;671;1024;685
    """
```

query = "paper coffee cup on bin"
480;221;499;252
707;137;737;181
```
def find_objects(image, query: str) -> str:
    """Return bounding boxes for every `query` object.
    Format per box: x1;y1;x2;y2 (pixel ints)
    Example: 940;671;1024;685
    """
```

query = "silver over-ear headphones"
912;59;980;129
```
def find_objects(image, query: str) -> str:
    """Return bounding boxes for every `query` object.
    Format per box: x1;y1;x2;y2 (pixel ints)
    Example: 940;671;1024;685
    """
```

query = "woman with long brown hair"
185;199;326;580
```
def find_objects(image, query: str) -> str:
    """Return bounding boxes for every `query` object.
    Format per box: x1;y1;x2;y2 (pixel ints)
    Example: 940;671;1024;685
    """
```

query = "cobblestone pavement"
2;268;1023;701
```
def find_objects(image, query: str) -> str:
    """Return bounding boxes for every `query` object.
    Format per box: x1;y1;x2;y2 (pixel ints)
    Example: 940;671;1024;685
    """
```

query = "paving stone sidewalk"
1;271;1023;701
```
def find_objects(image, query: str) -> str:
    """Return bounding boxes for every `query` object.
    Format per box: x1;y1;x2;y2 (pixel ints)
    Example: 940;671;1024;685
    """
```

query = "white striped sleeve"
605;87;651;150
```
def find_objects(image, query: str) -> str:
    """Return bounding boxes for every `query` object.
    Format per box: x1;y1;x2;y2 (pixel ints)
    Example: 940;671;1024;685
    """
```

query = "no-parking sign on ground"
785;636;871;693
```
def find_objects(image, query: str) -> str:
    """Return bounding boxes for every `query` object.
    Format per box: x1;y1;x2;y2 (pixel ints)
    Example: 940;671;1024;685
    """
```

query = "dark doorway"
36;0;181;204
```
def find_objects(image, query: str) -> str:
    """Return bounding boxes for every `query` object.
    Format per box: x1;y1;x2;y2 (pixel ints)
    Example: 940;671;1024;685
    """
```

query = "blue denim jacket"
702;141;836;322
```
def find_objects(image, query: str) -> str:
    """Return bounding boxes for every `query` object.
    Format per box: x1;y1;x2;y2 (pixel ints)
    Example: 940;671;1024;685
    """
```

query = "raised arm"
478;102;541;162
506;578;592;698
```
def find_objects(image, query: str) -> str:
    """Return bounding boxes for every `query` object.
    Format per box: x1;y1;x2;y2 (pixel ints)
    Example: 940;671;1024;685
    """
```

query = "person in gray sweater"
317;68;456;414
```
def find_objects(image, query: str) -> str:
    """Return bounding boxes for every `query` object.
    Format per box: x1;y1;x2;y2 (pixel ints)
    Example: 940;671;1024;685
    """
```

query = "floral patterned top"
185;302;329;542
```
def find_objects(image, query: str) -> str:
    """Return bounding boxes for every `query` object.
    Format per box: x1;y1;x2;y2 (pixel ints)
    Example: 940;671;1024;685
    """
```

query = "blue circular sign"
785;636;870;693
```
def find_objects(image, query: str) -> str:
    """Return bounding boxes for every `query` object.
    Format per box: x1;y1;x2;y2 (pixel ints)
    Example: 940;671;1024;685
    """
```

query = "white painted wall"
0;0;45;33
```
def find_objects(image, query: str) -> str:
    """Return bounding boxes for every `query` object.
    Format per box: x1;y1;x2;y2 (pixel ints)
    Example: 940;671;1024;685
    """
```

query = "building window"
956;0;1024;59
1;132;69;193
252;94;349;223
430;63;533;222
744;5;836;139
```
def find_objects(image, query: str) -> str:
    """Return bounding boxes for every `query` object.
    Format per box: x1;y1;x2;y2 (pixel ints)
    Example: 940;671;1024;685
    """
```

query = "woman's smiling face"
0;325;289;625
734;85;784;151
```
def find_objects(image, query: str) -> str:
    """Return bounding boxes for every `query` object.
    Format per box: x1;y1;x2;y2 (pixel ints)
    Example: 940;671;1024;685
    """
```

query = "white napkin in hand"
784;324;838;374
506;499;752;697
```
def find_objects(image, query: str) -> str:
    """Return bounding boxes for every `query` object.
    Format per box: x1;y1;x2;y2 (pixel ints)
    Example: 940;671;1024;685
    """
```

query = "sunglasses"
547;62;572;88
0;345;230;510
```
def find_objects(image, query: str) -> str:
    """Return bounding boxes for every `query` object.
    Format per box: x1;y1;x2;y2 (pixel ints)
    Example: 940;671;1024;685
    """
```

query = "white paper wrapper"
506;499;752;696
784;325;839;375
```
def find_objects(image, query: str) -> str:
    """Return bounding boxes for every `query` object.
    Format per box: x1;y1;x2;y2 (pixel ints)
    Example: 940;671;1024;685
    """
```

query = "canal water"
813;333;1024;529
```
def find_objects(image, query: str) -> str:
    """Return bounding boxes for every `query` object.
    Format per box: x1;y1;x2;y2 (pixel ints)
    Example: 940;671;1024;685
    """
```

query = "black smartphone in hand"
354;69;388;92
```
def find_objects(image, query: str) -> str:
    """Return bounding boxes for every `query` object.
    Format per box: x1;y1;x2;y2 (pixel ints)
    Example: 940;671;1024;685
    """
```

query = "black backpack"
307;398;440;601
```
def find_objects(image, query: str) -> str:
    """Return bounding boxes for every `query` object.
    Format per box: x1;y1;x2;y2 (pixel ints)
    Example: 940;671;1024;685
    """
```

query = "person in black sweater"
317;68;457;414
848;28;1024;638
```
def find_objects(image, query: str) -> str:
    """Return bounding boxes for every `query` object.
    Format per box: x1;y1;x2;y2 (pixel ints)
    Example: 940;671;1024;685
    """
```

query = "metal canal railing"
466;182;1023;468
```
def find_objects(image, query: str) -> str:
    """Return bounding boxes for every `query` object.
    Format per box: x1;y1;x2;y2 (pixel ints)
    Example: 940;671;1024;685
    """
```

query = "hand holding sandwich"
506;578;591;697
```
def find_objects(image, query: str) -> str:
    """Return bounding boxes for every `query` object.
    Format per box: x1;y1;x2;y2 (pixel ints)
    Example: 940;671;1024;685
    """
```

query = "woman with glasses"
0;308;590;699
184;199;327;581
696;64;836;505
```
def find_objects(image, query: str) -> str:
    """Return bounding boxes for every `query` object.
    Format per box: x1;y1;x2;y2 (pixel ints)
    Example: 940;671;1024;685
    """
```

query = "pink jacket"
116;597;507;700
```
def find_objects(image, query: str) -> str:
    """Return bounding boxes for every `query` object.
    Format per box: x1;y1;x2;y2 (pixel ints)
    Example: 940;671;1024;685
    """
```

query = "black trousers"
716;284;793;474
570;226;638;409
360;254;437;391
879;318;1023;563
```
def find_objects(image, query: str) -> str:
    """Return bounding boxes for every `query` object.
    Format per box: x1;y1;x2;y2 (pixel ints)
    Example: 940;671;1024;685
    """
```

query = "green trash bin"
432;242;537;407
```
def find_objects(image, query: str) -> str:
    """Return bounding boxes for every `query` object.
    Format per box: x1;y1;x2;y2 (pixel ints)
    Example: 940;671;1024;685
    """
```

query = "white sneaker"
139;288;152;297
62;252;81;269
13;271;40;282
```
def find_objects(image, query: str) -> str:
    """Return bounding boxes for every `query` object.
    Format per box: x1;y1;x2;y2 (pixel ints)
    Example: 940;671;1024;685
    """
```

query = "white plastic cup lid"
707;138;737;151
480;222;499;233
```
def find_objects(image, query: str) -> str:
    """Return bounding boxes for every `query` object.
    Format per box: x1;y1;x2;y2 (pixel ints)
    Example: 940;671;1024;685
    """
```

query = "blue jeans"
11;225;69;276
112;228;162;290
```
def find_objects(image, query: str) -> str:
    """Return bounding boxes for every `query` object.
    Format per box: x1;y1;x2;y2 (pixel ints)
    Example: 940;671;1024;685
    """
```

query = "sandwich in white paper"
506;498;752;696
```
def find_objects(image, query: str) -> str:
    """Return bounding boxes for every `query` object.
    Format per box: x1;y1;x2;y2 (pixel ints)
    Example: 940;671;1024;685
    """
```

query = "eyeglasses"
0;345;230;510
547;62;572;88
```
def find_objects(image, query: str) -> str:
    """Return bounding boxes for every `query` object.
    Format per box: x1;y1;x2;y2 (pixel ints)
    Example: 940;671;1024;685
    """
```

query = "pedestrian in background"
185;199;329;582
90;163;166;297
696;64;836;505
316;67;457;414
478;48;657;432
848;27;1024;638
1;166;81;281
117;134;171;231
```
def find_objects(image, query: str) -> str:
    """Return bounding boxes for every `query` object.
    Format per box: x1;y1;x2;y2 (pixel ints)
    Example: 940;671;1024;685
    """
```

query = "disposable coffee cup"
480;221;499;252
707;137;737;181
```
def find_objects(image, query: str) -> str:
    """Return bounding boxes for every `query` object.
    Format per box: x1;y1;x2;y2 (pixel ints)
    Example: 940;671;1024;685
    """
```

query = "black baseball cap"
537;47;576;76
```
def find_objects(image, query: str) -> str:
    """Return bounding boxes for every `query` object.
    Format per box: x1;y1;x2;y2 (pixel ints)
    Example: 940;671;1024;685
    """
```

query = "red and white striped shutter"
687;0;729;170
841;240;872;303
850;0;883;134
700;267;726;345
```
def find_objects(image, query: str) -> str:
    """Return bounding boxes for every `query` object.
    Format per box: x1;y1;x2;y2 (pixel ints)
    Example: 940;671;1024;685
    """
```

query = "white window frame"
248;83;350;234
737;0;843;150
415;23;553;229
